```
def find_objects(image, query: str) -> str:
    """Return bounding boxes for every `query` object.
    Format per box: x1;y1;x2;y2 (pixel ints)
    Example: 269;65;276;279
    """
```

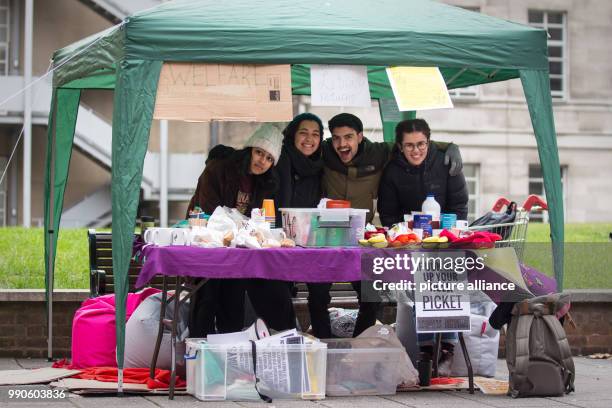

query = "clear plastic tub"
185;338;207;396
322;339;403;396
185;340;327;401
279;208;368;247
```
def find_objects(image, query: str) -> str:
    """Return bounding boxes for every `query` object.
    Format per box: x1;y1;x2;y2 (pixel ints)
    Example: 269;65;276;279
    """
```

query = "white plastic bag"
190;226;224;248
207;206;240;235
451;301;499;377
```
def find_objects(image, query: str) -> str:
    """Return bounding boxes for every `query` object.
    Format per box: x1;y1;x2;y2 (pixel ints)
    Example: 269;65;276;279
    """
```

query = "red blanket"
66;366;185;389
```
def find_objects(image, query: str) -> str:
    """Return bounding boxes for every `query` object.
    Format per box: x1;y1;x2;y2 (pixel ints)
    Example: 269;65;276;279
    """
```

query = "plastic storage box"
279;208;368;247
185;339;327;401
322;339;403;396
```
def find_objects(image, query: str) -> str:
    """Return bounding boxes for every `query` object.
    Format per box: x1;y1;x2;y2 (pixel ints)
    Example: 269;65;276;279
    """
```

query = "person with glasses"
377;118;468;227
377;118;468;375
321;113;464;337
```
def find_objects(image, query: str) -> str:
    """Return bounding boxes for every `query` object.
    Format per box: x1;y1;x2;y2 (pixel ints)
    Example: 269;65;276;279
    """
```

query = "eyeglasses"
401;141;428;152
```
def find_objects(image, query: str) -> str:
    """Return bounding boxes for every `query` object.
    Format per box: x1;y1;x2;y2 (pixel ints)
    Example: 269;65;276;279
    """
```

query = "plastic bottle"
421;194;441;221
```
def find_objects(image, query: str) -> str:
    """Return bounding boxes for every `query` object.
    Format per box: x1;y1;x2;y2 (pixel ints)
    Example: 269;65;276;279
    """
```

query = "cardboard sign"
310;64;371;107
153;63;293;122
414;251;471;333
386;66;453;111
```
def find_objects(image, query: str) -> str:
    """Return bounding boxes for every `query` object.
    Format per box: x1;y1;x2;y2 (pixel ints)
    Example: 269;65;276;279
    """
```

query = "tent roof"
52;0;548;88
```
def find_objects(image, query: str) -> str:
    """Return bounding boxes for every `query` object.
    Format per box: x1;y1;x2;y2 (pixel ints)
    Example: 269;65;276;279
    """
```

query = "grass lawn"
0;227;90;289
0;223;611;289
523;223;612;289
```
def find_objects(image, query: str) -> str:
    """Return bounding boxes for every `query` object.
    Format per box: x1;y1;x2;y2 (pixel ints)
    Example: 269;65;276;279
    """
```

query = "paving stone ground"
0;357;610;407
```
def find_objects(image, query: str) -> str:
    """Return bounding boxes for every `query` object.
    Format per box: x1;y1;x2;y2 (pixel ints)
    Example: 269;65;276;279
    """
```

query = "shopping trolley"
467;194;548;262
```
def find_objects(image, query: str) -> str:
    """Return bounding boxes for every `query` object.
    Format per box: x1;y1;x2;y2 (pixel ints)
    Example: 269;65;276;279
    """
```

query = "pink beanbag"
71;288;159;368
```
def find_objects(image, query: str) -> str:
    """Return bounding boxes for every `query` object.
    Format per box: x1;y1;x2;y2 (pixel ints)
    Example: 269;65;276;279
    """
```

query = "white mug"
144;227;174;246
172;228;191;246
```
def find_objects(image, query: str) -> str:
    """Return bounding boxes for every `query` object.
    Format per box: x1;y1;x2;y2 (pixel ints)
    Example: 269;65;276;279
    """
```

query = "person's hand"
444;143;463;176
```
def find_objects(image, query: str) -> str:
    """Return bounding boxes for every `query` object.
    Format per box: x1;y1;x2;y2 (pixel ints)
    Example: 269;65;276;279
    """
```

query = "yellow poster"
386;66;453;111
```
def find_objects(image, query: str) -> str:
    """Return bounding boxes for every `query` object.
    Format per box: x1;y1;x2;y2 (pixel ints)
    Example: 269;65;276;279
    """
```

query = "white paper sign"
414;251;471;333
310;65;371;107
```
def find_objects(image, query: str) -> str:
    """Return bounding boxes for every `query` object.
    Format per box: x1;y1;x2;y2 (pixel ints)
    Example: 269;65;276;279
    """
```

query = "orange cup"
262;199;276;218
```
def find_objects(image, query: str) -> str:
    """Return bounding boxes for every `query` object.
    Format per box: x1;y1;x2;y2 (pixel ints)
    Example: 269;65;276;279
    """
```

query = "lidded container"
185;339;327;401
279;208;368;247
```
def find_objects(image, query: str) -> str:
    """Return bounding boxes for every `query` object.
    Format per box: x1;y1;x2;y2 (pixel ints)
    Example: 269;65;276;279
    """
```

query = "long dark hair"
282;113;324;159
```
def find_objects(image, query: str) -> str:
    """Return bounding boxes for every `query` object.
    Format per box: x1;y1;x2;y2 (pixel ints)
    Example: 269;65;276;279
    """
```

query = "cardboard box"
154;63;293;122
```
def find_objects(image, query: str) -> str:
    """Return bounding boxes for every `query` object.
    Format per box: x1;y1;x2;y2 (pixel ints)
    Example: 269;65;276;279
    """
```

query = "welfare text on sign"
153;63;293;122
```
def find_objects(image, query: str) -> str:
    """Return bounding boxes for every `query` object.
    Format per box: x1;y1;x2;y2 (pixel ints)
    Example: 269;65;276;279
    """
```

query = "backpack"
505;293;575;398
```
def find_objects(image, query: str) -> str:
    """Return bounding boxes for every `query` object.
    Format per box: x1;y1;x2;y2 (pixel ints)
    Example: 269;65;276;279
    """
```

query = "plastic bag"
207;206;240;235
356;325;419;387
329;308;359;338
190;226;224;248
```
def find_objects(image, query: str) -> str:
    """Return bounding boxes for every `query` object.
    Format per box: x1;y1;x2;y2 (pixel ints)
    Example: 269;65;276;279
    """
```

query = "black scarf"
283;142;324;178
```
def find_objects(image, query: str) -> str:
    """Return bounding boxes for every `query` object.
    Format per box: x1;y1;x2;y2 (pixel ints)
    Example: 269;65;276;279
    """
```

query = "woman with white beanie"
187;123;297;336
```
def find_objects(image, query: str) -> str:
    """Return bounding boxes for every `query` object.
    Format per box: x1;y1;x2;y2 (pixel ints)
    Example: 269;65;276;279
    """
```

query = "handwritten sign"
310;65;371;107
414;251;470;333
379;98;403;122
153;63;293;122
386;66;453;111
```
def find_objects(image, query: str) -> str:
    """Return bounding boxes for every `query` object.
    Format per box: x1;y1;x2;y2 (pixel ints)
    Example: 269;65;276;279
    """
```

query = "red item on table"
72;367;186;389
364;228;387;240
392;233;420;245
326;199;351;208
439;229;502;247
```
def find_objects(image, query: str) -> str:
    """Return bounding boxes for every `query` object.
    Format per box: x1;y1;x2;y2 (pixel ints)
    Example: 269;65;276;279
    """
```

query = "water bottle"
421;194;441;228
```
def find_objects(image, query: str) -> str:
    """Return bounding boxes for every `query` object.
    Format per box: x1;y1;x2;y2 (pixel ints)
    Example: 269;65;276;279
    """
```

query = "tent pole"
159;120;168;227
22;0;33;227
46;98;56;361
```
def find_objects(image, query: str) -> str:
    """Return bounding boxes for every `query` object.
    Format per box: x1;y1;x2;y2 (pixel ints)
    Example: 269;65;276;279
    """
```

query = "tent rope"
0;21;124;110
0;60;53;187
0;126;25;186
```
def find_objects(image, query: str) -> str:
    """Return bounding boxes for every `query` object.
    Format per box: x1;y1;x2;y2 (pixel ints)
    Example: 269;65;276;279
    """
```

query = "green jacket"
322;138;391;223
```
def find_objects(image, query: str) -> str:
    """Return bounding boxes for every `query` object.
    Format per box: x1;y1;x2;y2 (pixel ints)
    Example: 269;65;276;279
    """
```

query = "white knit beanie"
244;123;284;165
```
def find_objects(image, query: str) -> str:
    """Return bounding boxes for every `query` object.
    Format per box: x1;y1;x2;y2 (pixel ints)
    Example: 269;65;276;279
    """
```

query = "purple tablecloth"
136;245;365;288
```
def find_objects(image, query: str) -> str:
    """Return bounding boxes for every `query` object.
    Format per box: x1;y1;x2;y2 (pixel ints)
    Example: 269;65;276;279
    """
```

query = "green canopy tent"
44;0;564;382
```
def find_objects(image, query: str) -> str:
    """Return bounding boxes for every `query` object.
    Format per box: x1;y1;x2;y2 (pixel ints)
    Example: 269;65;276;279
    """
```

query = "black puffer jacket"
377;142;468;227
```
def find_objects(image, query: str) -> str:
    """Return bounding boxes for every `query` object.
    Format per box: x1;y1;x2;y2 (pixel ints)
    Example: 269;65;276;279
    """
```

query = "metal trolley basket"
467;195;547;263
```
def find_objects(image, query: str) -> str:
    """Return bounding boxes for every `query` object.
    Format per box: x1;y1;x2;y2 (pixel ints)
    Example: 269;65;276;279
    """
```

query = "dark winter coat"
377;142;468;227
322;138;391;223
275;142;324;226
187;147;278;216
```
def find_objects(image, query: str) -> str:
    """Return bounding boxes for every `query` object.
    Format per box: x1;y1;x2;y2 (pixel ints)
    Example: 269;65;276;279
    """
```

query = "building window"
464;163;480;222
528;164;568;223
0;0;9;75
528;10;567;99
